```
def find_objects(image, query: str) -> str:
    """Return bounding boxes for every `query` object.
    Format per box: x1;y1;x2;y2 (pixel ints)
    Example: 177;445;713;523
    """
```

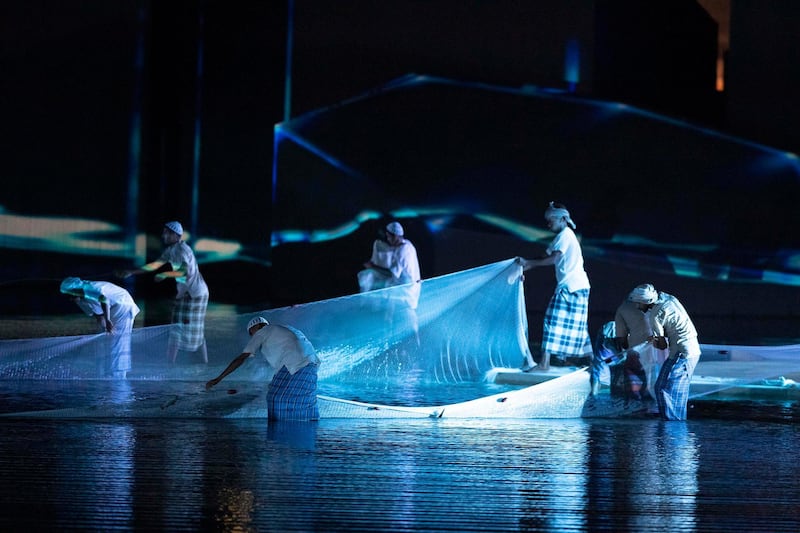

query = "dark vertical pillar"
140;1;200;236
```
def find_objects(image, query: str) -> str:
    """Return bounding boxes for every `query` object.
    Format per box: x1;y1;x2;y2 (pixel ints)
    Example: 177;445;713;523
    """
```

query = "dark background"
1;0;798;341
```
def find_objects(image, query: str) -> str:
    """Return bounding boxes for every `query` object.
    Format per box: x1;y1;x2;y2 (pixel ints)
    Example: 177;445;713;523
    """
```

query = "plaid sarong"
542;287;591;358
267;363;319;421
654;353;699;421
170;293;208;351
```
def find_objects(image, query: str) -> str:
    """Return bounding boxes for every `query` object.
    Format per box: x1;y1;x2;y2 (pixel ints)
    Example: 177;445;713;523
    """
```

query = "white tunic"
615;299;652;346
647;293;701;358
546;226;590;292
75;281;140;321
243;324;319;375
159;241;209;299
360;238;421;309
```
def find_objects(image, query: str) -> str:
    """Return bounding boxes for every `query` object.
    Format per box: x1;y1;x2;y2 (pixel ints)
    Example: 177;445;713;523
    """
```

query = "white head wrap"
164;221;183;236
544;201;576;229
386;221;404;236
628;284;658;304
247;316;269;332
60;277;85;295
60;277;101;301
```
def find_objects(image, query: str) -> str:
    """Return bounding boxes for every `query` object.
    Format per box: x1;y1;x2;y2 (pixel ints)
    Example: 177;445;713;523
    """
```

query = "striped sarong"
542;287;591;358
654;353;699;421
267;363;319;421
170;293;208;351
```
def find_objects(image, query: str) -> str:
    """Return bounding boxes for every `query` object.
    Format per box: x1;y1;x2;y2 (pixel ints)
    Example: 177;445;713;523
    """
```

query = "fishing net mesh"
0;259;531;385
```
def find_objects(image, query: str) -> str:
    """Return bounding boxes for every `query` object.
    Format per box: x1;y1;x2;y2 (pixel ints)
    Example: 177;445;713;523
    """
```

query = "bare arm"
362;260;391;276
154;267;186;282
518;250;562;271
100;299;114;333
116;260;169;279
206;352;251;390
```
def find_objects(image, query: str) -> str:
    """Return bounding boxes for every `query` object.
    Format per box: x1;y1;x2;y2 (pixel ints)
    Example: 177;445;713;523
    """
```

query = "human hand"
205;378;220;390
649;335;668;350
519;257;539;271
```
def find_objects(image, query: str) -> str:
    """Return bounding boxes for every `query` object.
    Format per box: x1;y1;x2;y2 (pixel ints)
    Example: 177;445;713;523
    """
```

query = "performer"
60;277;140;378
627;283;701;421
206;317;320;421
118;221;209;364
358;221;421;307
358;220;422;349
519;202;592;371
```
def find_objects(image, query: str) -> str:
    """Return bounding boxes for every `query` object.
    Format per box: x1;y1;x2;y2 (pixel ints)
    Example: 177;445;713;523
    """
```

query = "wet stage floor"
1;381;799;531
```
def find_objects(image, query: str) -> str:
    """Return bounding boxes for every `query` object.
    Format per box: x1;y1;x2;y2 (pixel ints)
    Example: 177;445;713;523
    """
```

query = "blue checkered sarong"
267;363;319;421
542;287;591;358
654;353;699;421
170;293;208;351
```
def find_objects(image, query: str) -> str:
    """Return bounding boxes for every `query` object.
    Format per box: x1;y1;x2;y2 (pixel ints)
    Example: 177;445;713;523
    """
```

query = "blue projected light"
270;74;800;292
749;152;800;176
268;207;800;287
0;207;269;268
564;38;580;92
274;125;369;182
667;255;702;278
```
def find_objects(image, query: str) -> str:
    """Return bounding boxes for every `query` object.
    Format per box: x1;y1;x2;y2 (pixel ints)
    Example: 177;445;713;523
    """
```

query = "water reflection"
584;421;699;530
266;420;318;451
636;422;698;531
1;414;799;531
517;421;591;530
46;422;135;528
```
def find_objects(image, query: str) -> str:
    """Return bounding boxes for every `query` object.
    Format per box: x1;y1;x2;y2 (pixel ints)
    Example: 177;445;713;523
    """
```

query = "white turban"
386;221;404;236
628;284;658;304
544;201;576;229
247;316;269;332
164;221;183;236
60;277;85;295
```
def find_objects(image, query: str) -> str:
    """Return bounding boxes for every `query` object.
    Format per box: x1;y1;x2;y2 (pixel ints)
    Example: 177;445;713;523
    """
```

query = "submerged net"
0;258;530;386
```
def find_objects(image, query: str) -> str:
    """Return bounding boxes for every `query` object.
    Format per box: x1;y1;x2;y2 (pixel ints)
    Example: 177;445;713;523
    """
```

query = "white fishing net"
0;258;531;386
3;257;797;419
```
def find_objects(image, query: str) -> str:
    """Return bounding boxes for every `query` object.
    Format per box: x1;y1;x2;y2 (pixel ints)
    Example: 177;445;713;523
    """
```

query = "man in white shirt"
206;317;320;421
358;221;422;348
60;277;140;378
519;202;592;371
615;296;668;406
627;283;701;420
358;221;421;308
118;221;209;364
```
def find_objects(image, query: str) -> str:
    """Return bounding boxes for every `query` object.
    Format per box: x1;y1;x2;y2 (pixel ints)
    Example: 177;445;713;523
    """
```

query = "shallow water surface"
1;405;799;531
